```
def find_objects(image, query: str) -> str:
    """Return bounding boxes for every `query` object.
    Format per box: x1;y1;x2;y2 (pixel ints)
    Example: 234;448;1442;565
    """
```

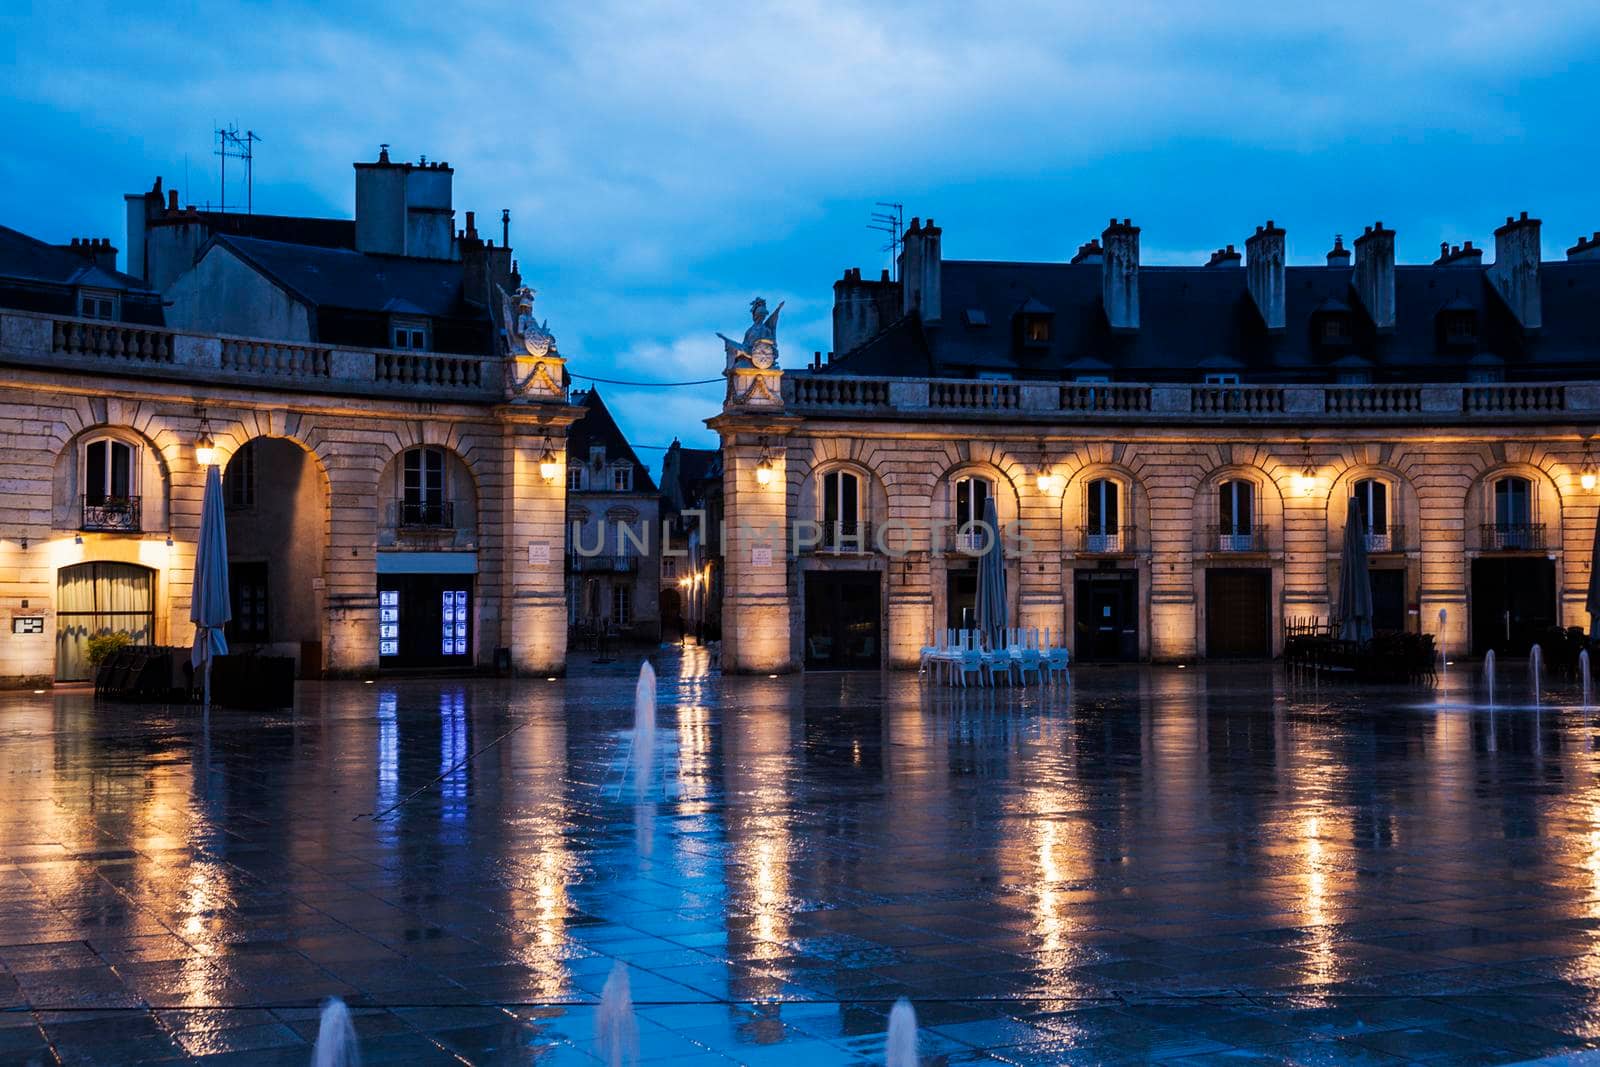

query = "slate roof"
568;389;659;494
211;235;471;317
822;257;1600;382
153;210;354;250
0;224;153;291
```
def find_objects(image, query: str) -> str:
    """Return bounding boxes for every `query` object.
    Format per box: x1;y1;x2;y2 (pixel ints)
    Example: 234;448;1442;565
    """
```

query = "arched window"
1083;478;1124;552
953;474;994;552
1353;478;1390;550
1217;479;1255;551
80;436;140;531
1489;475;1538;549
401;447;448;527
822;469;861;548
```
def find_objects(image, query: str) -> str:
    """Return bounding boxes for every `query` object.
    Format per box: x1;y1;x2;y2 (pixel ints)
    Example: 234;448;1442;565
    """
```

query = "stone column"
716;427;796;673
502;409;580;675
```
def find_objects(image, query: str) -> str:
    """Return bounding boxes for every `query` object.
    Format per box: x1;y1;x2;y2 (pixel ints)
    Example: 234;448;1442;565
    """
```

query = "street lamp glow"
194;432;216;468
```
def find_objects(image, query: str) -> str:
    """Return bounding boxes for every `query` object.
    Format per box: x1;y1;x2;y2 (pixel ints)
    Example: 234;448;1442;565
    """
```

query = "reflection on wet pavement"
5;651;1600;1063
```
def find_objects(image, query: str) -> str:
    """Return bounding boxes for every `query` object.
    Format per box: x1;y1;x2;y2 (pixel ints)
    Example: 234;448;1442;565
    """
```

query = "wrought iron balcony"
1209;525;1265;552
799;521;874;554
1481;522;1545;551
399;500;455;528
1363;525;1406;553
81;496;141;532
569;554;640;574
1077;525;1137;554
943;522;1000;555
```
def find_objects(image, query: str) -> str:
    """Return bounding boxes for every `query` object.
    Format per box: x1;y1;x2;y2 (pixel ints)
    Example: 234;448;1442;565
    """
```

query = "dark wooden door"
1471;557;1557;655
1074;569;1139;661
1206;568;1271;658
1370;568;1406;632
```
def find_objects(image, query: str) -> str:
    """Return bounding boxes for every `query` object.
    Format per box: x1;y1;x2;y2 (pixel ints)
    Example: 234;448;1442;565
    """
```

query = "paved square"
4;654;1600;1063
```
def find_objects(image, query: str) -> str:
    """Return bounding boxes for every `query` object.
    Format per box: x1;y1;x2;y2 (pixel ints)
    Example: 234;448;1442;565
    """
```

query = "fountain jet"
633;660;657;796
1530;643;1543;706
311;997;359;1067
886;997;918;1067
1483;649;1496;707
598;962;638;1067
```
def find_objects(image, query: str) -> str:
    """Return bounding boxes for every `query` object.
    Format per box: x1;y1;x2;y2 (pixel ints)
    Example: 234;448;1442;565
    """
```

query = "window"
611;584;632;625
1204;372;1241;386
391;319;430;351
963;308;989;327
1218;479;1254;540
611;463;633;492
1444;311;1477;345
227;562;270;642
1024;316;1051;343
1354;478;1391;550
1320;316;1349;343
1494;476;1531;527
402;447;447;525
567;465;584;491
226;441;256;510
822;469;862;546
1084;478;1122;552
83;437;136;504
1469;367;1504;383
78;290;117;320
1337;370;1372;385
953;474;993;552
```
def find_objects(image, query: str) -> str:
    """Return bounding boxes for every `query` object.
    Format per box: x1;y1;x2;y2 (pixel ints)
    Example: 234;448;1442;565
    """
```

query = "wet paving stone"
8;654;1600;1061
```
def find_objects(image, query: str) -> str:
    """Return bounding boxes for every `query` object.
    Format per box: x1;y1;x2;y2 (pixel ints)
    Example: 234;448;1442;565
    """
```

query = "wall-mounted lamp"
74;534;83;545
1036;470;1064;494
1581;441;1597;492
538;439;561;483
1292;442;1315;497
194;406;216;468
754;438;776;487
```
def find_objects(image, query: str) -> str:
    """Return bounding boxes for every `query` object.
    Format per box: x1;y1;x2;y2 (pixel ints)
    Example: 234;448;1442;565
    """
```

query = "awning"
376;551;478;575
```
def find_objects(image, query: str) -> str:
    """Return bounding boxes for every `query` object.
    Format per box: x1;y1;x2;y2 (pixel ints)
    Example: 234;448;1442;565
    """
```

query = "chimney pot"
1354;223;1396;330
1100;219;1140;330
1245;220;1286;329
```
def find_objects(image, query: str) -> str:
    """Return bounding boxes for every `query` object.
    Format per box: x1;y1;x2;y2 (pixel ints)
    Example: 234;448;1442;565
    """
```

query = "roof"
153;209;354;250
674;446;721;489
209;235;470;318
567;389;659;493
823;256;1600;382
0;224;154;291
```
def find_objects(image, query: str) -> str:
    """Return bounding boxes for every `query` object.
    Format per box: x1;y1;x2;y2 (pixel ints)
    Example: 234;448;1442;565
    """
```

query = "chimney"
1353;221;1396;332
354;148;456;259
1245;222;1286;332
64;237;119;272
834;266;902;356
123;176;167;283
1070;238;1102;265
1434;240;1483;267
1489;211;1542;330
1101;218;1139;331
1205;244;1241;267
1326;234;1350;267
898;217;942;322
1569;232;1600;262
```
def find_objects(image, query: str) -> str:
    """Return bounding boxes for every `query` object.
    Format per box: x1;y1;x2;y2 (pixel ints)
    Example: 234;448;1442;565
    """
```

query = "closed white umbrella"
190;463;230;709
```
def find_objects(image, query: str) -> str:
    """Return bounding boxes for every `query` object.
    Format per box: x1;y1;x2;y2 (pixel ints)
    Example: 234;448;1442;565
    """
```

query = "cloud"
4;0;1600;448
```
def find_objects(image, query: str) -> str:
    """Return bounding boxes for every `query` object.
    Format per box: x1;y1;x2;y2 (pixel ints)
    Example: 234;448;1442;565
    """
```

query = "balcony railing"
399;501;455;528
1209;525;1265;552
1481;522;1546;551
1077;525;1137;554
798;521;875;554
941;522;1004;555
1;311;510;402
1363;525;1406;553
569;554;640;573
81;496;141;532
781;371;1599;423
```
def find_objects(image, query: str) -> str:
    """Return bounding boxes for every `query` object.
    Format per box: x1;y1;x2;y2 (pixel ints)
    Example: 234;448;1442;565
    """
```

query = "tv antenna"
869;202;905;281
215;125;262;214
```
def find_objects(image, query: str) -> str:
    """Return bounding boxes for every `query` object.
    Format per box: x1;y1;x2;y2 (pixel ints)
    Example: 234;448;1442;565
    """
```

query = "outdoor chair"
1015;648;1043;685
1045;647;1071;685
953;648;986;688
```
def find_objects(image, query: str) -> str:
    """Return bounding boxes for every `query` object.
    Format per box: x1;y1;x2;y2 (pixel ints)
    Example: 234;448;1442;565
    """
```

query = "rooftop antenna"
870;201;905;281
501;208;510;248
214;124;262;214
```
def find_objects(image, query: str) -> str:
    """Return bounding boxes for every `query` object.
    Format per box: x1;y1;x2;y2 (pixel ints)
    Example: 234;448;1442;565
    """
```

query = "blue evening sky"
3;1;1598;459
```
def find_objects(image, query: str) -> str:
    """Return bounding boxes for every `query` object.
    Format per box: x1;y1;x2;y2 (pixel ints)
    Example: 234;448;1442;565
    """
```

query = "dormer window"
1013;297;1054;350
1321;315;1349;344
1444;310;1477;345
391;318;430;351
567;465;584;491
1204;372;1241;386
78;289;118;320
611;463;633;492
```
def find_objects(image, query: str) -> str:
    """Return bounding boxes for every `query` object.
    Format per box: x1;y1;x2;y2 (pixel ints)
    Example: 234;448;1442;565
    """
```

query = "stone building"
659;439;723;642
713;215;1600;672
563;389;661;645
0;154;579;688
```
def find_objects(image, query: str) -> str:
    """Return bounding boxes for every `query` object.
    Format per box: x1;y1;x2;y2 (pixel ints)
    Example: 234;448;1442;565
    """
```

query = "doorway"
1370;568;1406;632
56;562;155;681
946;567;977;631
378;574;475;670
803;571;881;669
1074;569;1139;661
1205;568;1271;658
1471;557;1557;655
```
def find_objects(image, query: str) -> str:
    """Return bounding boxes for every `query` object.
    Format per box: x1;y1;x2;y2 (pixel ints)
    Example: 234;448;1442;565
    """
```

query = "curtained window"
55;562;154;681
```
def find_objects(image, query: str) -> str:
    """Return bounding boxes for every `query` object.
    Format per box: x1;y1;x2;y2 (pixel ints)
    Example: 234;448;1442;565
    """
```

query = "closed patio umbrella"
1338;499;1374;644
1587;514;1600;639
190;462;231;709
975;497;1009;650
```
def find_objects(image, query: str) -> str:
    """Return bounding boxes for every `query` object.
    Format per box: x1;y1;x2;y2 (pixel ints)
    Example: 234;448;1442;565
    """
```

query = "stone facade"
0;309;578;688
715;373;1600;671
